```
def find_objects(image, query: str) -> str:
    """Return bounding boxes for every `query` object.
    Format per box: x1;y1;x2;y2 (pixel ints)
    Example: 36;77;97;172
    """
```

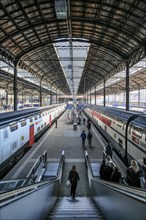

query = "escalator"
48;197;104;219
0;151;146;220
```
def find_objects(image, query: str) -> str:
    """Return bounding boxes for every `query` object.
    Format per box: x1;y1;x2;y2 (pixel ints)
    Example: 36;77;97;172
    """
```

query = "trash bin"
73;123;77;130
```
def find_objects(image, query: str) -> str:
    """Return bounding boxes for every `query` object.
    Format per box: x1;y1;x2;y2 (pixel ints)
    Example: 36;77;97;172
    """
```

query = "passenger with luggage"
68;165;80;199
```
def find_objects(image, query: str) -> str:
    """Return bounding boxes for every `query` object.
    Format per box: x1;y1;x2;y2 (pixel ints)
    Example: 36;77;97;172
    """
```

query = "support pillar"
6;90;8;106
90;90;91;104
103;78;106;106
95;85;96;105
138;84;140;106
14;61;18;111
40;81;42;107
126;61;130;111
50;90;52;105
56;89;57;104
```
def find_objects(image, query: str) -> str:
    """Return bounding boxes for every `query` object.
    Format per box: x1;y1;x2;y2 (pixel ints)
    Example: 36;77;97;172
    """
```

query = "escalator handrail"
0;151;65;203
92;178;146;202
85;151;146;203
0;177;57;204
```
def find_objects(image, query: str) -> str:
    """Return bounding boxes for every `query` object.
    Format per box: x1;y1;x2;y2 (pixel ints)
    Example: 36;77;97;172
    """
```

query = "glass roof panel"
54;40;90;95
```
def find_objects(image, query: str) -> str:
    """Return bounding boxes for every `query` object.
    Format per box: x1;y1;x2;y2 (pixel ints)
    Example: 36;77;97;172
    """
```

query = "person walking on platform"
87;120;91;130
87;130;92;147
105;142;112;158
80;130;86;148
68;165;80;199
55;118;58;128
83;118;86;125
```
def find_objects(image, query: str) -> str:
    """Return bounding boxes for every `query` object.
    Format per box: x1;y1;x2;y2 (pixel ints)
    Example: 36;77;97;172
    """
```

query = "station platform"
4;109;105;197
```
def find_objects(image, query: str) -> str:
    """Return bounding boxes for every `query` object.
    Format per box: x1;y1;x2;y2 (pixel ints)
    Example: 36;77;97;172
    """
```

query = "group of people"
80;118;93;148
99;159;121;183
80;130;92;148
100;157;144;188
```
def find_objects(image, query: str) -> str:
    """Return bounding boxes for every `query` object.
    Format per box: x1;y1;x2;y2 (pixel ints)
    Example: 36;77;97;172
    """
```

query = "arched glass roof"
0;0;146;96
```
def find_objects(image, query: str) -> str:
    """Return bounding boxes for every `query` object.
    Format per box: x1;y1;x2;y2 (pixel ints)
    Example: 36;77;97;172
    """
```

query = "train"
84;104;146;166
0;104;66;178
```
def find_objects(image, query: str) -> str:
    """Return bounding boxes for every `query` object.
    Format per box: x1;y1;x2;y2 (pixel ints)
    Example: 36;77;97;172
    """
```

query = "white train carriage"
0;104;65;176
84;105;146;164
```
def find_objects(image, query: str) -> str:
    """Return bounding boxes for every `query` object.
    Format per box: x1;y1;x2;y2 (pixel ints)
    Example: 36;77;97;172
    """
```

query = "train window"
39;114;42;118
29;117;33;123
132;125;142;139
12;141;17;150
118;138;123;148
105;126;107;131
114;133;116;138
117;120;123;128
44;122;46;126
41;124;43;129
20;119;27;127
37;127;40;132
9;123;18;132
129;124;132;135
34;116;38;120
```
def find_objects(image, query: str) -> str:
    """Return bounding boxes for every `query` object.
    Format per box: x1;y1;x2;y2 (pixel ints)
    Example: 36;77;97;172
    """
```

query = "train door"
29;123;34;146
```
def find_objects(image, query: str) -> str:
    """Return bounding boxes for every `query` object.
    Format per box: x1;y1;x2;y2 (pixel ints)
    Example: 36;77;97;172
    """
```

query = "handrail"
0;151;65;204
85;151;146;202
57;150;65;183
92;179;146;202
85;151;94;186
0;178;57;204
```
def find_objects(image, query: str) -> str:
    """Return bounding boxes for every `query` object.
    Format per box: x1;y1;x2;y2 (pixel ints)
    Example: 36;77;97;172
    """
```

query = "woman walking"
68;165;80;199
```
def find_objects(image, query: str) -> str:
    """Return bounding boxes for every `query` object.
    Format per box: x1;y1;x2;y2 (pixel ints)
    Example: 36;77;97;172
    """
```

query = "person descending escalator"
126;160;141;187
68;165;80;200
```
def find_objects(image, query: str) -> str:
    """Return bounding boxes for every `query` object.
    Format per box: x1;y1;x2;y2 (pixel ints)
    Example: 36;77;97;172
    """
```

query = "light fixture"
55;0;67;19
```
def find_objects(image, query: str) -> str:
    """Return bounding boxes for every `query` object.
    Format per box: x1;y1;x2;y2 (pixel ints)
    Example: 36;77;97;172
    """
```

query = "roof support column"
40;80;42;107
56;89;57;104
14;60;18;111
84;77;86;103
90;90;91;104
138;84;140;106
103;78;106;106
5;90;8;106
125;61;130;111
87;92;88;104
95;85;96;105
50;90;52;105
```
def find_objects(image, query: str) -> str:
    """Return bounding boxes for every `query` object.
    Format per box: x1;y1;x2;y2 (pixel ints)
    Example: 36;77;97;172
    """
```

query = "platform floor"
4;110;106;197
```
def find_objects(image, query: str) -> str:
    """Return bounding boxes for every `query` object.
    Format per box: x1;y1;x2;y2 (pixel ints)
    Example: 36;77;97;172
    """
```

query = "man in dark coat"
68;165;80;199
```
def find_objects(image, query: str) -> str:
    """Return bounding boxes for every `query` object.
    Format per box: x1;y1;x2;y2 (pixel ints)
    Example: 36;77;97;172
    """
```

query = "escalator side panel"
91;180;146;220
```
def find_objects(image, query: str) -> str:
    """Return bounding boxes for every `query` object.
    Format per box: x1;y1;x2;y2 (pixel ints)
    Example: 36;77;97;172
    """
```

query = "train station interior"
0;1;146;220
0;0;146;112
